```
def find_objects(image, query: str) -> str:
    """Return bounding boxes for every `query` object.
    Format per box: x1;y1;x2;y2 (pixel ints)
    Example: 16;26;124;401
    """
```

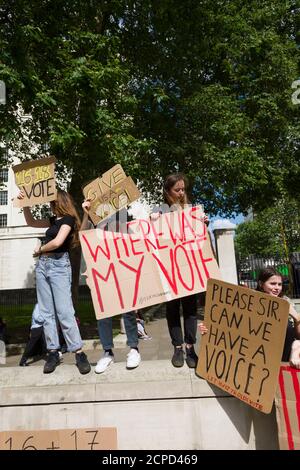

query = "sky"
210;213;244;230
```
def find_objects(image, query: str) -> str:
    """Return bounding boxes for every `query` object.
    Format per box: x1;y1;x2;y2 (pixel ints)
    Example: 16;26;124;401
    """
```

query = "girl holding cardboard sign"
151;173;209;369
81;199;141;373
199;267;300;368
18;189;91;375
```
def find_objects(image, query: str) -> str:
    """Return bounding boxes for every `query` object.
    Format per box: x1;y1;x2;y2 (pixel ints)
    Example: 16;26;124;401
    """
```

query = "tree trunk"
68;174;86;316
69;245;82;313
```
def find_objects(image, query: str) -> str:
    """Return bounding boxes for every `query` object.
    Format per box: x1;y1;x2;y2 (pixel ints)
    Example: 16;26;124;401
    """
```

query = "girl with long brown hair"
152;173;209;368
19;189;91;375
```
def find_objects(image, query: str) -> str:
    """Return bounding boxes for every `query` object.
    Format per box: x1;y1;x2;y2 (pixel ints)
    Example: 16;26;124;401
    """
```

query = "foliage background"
0;0;299;216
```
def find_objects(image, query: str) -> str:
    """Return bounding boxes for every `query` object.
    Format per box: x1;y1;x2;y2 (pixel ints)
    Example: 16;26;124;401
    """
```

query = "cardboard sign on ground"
80;205;221;319
196;279;290;414
83;164;140;225
0;427;117;450
275;365;300;449
13;156;57;207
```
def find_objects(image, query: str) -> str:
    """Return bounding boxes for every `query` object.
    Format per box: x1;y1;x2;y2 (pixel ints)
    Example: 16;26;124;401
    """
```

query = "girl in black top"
19;189;91;375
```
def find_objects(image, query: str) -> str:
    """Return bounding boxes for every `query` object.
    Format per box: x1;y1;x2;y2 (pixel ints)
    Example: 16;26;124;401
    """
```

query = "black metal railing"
0;285;93;317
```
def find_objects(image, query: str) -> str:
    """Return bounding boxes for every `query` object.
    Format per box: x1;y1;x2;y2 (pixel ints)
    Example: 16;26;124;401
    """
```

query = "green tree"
235;197;300;258
0;0;154;307
0;0;299;215
0;0;153;203
121;0;300;213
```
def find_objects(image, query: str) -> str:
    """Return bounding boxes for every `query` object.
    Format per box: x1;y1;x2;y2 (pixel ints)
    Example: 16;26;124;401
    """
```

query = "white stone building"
0;153;45;290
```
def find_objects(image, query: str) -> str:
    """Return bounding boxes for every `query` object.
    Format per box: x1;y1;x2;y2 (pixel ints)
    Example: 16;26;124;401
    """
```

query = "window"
0;191;7;205
0;214;7;227
0;169;8;183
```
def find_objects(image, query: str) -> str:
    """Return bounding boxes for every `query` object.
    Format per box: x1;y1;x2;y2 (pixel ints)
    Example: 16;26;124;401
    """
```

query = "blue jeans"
31;303;44;329
97;311;138;350
35;253;83;352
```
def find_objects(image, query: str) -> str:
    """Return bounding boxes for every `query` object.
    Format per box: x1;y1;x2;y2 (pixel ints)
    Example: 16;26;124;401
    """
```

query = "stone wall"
0;360;279;450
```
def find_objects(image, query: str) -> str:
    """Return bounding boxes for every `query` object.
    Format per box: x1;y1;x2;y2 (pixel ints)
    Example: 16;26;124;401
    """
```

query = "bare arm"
198;322;208;335
80;212;90;231
18;191;50;228
23;207;50;228
80;199;92;230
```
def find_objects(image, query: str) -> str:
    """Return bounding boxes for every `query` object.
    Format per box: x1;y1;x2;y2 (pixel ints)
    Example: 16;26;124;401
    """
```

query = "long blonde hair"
163;173;190;208
51;189;81;248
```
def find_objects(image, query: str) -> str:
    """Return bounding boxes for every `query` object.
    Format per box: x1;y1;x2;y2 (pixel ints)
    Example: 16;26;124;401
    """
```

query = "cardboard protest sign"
13;156;57;207
88;176;140;226
196;279;290;413
83;165;140;226
0;427;117;450
80;205;221;319
275;365;300;449
83;164;126;202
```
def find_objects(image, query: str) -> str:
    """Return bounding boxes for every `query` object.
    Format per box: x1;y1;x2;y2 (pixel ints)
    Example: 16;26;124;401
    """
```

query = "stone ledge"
0;360;229;406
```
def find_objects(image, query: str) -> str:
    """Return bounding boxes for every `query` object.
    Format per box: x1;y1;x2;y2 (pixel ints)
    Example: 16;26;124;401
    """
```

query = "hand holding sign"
198;322;208;335
82;165;141;226
80;205;221;319
82;198;91;215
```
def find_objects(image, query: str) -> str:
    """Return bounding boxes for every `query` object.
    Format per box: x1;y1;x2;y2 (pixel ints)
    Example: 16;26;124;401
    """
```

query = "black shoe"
75;352;91;375
171;347;184;367
186;346;198;368
19;355;28;367
43;351;60;374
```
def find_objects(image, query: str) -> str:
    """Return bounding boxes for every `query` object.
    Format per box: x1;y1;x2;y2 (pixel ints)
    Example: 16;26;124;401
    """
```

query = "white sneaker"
126;349;141;369
94;352;114;374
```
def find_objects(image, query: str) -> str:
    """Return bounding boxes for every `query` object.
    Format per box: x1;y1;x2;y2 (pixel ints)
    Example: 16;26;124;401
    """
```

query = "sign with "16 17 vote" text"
0;427;117;450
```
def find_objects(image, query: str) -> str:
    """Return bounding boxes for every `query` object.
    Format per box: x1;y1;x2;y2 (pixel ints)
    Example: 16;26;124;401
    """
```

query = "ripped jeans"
35;253;83;352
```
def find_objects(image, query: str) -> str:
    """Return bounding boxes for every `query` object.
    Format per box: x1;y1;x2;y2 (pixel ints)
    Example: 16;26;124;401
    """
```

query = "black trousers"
166;294;197;347
22;326;46;358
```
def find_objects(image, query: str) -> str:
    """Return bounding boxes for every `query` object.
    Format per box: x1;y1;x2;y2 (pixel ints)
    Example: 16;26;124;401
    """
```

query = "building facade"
0;152;44;289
